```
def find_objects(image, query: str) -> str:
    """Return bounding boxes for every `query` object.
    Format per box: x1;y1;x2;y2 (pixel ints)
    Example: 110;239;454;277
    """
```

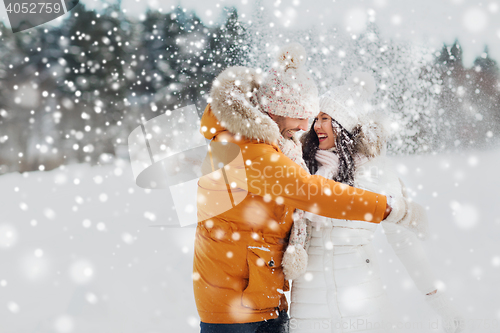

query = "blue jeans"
200;310;289;333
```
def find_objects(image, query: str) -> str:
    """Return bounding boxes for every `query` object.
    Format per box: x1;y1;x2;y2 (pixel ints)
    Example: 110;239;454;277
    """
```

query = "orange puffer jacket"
193;67;387;324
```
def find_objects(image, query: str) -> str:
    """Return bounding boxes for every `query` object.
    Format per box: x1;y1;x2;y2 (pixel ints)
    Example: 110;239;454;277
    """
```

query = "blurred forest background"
0;3;499;174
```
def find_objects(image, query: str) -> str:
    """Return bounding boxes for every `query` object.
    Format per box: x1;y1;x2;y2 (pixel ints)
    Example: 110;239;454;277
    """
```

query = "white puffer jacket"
289;152;437;333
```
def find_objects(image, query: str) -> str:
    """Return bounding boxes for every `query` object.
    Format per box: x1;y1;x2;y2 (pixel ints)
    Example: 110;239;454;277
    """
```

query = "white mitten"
282;245;308;280
425;292;466;333
396;178;430;239
384;195;407;224
399;201;430;239
384;196;430;239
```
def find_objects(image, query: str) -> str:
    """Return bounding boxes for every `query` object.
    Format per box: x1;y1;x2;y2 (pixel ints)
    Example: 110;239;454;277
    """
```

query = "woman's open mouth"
318;133;328;142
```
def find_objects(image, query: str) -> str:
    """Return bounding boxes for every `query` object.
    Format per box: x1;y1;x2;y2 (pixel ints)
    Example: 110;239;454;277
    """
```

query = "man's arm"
241;147;388;223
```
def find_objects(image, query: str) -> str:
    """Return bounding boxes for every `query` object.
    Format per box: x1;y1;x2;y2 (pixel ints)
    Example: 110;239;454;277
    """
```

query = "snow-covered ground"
0;148;499;333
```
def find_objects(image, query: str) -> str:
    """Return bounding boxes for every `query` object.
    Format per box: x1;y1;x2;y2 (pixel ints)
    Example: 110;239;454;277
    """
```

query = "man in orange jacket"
194;44;395;333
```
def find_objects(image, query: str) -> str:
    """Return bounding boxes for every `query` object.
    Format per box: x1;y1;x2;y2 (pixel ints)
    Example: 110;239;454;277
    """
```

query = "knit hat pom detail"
256;43;319;118
282;245;308;280
347;71;376;100
277;43;307;70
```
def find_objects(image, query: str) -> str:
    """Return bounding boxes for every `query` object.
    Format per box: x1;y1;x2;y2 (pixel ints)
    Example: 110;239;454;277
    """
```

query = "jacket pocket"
241;246;285;310
362;243;379;269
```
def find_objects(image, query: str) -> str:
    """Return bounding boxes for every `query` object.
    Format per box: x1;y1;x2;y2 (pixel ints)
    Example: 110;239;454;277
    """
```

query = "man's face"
269;114;309;139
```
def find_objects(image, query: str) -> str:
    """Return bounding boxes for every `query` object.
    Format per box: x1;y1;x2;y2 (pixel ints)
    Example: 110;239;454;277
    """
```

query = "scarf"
277;133;311;252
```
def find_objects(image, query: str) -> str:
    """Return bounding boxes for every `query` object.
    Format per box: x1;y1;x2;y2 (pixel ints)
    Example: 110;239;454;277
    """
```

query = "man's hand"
383;202;392;220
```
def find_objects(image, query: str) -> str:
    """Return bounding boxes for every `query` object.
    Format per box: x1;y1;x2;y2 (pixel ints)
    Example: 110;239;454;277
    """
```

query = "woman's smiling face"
314;112;337;150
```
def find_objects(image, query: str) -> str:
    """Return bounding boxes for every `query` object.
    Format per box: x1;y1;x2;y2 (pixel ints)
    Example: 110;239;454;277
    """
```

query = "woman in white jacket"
283;73;464;333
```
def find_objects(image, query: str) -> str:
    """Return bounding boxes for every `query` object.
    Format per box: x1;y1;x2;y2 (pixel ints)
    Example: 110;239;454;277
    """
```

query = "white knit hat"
320;72;376;132
256;43;319;119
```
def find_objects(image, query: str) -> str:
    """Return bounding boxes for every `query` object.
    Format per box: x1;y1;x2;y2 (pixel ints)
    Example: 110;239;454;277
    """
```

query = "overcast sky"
1;0;499;65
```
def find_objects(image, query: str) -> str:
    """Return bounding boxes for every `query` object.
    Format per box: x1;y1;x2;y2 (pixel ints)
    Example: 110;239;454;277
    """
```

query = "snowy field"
1;148;499;333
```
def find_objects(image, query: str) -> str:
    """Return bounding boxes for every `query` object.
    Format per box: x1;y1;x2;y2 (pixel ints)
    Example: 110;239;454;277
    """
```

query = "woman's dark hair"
301;118;360;186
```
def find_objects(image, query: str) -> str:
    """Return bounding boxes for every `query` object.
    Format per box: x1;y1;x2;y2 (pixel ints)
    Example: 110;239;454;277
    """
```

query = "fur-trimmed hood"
206;66;280;143
354;119;388;159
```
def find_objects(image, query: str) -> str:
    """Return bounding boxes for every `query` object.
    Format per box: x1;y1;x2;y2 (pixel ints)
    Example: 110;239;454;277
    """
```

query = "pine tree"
217;7;248;68
58;4;136;164
473;46;498;74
